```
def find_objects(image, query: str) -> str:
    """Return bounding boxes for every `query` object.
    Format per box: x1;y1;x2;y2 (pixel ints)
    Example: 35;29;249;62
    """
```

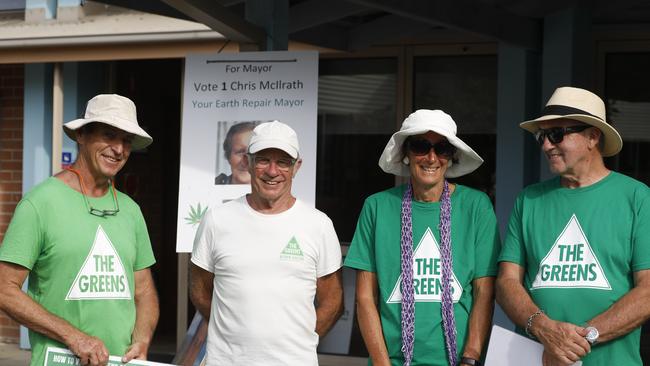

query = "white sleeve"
191;207;217;273
316;215;342;277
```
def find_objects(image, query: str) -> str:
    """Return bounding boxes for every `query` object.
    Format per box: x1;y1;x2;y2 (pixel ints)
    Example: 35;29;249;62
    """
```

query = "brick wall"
0;63;24;344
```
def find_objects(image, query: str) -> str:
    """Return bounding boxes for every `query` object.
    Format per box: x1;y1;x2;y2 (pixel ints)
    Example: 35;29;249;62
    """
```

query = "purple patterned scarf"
400;180;457;366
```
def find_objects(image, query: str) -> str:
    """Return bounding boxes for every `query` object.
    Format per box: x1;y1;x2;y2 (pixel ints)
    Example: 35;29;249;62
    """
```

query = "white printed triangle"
531;214;611;290
387;227;462;303
66;225;132;300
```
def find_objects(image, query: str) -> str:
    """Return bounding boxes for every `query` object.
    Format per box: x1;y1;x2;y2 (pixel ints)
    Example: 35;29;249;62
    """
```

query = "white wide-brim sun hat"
520;86;622;157
63;94;153;150
379;109;483;178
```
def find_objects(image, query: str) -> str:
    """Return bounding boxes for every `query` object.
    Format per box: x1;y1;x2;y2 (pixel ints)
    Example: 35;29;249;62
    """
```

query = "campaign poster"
176;51;319;252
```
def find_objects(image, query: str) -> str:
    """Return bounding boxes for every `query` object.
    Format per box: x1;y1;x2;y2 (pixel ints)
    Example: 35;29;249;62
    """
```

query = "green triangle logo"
280;236;303;260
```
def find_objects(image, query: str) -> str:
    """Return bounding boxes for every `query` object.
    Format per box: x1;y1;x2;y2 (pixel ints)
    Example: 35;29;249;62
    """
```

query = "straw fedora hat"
520;87;622;157
378;109;483;178
63;94;153;150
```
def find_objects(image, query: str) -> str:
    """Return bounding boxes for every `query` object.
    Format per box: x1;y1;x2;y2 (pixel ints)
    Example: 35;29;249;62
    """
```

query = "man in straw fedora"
497;86;650;365
0;94;159;366
345;109;500;366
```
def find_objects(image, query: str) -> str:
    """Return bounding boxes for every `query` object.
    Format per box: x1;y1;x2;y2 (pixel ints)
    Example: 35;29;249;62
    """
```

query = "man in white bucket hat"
0;94;158;366
190;121;343;365
497;87;650;365
345;109;500;366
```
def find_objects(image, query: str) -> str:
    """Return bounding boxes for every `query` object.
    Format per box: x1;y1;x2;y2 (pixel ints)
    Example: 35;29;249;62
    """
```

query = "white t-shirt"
191;196;342;366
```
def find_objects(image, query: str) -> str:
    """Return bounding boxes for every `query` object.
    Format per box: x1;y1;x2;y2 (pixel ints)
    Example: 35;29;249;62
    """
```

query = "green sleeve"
473;194;501;278
498;192;527;266
0;199;43;270
344;197;377;272
631;189;650;272
133;207;156;271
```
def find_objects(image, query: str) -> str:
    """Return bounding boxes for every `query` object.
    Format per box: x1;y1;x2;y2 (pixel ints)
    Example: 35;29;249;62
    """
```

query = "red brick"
0;315;18;327
0;182;21;193
0;107;22;119
0;202;18;213
0;161;21;171
4;64;24;75
1;76;22;88
0;120;22;130
0;326;20;339
0;140;20;150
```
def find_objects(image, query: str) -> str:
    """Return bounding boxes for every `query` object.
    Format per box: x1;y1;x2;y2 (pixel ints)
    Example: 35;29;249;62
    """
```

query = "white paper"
485;325;582;366
45;346;176;365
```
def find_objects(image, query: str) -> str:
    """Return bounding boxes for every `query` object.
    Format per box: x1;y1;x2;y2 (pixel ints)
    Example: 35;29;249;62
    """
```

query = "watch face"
586;327;599;343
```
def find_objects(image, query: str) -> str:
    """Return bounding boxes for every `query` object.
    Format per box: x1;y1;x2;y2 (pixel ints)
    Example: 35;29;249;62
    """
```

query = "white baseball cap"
248;121;300;158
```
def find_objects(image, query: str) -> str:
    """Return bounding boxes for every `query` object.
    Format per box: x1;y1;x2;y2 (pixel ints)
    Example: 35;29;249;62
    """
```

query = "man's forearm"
495;276;541;328
588;270;650;343
132;286;159;348
0;282;84;345
315;298;343;337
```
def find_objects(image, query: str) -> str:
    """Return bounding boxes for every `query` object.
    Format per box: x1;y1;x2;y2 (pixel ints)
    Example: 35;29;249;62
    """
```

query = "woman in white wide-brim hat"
344;109;500;366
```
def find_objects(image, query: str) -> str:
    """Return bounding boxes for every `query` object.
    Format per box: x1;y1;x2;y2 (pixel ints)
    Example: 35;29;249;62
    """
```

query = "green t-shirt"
499;172;650;366
0;177;156;366
344;184;500;366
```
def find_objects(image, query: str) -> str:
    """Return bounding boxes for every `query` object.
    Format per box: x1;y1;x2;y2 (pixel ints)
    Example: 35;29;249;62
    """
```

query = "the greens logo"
531;214;610;290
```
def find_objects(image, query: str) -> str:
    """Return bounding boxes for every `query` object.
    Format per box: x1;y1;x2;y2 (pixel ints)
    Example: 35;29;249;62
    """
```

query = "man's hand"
121;340;149;363
533;316;590;365
68;332;110;366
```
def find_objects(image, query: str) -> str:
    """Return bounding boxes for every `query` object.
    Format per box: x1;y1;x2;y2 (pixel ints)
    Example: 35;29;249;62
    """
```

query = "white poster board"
176;51;319;252
485;325;582;365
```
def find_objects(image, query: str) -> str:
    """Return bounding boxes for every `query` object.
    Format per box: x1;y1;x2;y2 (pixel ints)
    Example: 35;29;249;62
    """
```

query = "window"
317;58;397;244
413;55;498;200
604;52;650;185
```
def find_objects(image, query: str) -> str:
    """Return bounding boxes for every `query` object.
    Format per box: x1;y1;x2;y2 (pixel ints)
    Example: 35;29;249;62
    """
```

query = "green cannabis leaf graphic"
185;202;208;226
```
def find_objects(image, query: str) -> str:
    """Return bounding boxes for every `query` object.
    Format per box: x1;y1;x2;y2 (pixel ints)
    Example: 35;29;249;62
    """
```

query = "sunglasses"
406;139;457;158
65;167;120;217
534;125;591;145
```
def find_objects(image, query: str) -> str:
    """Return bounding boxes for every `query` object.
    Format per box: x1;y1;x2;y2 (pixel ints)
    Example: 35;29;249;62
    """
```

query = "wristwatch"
585;326;599;345
459;357;481;366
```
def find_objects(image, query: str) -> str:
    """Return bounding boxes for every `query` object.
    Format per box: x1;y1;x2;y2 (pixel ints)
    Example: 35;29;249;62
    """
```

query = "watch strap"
459;357;481;366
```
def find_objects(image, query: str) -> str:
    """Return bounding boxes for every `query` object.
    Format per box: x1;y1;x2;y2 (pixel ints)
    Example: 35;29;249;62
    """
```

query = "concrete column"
539;3;594;181
21;63;54;349
25;0;56;22
494;43;541;328
62;62;79;165
245;0;289;51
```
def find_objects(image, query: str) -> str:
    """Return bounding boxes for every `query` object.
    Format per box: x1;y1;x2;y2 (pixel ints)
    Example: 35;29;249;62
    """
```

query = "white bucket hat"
248;120;300;159
379;109;483;178
63;94;153;150
520;86;622;157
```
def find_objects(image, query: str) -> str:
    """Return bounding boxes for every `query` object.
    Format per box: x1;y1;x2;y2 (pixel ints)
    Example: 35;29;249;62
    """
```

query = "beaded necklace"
400;180;457;366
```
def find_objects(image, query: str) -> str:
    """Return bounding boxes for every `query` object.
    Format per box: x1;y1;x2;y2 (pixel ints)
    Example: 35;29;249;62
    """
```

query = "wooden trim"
0;40;239;64
52;62;63;175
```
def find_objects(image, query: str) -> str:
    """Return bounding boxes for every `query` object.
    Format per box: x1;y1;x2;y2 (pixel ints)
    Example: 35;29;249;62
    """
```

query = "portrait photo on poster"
215;120;261;185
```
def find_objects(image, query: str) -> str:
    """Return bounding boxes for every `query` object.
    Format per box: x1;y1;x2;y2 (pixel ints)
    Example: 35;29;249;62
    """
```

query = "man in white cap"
497;87;650;365
0;94;159;366
190;121;343;365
